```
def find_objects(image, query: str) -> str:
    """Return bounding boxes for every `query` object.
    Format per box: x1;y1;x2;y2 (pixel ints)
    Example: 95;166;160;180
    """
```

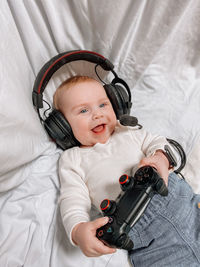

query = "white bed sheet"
0;0;200;266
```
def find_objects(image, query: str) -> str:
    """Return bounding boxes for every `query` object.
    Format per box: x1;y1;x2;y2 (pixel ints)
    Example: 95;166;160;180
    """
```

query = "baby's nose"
93;109;103;119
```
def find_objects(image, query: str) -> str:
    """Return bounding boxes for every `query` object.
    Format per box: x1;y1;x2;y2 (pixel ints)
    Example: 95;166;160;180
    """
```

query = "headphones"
32;50;132;150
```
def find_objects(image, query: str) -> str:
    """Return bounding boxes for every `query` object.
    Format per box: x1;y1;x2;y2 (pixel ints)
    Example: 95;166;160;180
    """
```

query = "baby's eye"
99;103;107;108
80;108;88;114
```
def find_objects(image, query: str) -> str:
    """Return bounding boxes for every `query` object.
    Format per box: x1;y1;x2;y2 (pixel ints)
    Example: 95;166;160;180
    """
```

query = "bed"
0;0;200;266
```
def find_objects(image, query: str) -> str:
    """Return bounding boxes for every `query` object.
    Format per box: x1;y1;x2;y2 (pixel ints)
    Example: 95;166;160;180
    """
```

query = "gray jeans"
129;172;200;267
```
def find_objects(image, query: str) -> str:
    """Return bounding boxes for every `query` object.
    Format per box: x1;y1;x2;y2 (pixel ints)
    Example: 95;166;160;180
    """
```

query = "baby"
54;75;200;266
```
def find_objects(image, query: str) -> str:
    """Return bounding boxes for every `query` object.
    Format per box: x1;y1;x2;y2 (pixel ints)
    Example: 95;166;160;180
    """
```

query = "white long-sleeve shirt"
59;123;168;244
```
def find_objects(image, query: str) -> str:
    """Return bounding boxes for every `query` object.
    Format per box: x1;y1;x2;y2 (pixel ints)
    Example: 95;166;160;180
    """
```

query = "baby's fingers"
91;217;116;255
92;216;109;229
92;238;116;256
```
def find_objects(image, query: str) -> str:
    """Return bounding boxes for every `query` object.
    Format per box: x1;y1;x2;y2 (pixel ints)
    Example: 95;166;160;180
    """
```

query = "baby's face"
60;80;117;147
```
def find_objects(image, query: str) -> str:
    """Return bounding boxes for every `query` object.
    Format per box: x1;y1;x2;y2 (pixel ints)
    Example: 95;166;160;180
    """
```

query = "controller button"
108;217;113;223
136;171;143;180
106;226;113;234
97;230;104;237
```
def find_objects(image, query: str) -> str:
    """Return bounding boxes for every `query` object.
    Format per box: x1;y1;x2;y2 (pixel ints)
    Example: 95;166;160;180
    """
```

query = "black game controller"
96;166;168;251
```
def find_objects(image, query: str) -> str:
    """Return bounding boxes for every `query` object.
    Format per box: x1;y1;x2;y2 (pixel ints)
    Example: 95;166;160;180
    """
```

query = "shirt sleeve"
129;127;168;157
58;148;91;246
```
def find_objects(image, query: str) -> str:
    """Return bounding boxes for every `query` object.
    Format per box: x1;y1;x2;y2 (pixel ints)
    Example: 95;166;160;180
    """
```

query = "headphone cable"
43;99;51;118
37;99;51;123
166;138;187;178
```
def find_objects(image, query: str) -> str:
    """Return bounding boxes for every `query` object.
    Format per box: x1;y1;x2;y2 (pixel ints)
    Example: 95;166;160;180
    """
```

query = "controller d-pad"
135;166;152;183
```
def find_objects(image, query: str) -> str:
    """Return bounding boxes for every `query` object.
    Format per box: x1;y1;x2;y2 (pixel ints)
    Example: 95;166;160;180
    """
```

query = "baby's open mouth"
92;124;106;133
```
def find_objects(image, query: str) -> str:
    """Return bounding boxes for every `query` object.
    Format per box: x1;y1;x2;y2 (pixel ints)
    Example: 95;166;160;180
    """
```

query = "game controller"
96;166;168;251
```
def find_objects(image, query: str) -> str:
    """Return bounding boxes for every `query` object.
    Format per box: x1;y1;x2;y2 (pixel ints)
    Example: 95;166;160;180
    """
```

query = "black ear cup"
104;84;131;119
43;109;80;150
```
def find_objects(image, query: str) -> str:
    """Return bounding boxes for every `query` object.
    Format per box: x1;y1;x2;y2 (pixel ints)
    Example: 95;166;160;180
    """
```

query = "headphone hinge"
32;91;43;108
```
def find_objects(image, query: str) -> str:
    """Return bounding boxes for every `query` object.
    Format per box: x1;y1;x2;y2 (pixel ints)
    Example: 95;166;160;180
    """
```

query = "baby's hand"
72;217;116;257
138;150;170;185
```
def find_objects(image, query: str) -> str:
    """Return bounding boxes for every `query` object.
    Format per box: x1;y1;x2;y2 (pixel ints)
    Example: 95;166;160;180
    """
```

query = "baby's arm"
132;128;171;185
72;217;116;257
59;149;116;257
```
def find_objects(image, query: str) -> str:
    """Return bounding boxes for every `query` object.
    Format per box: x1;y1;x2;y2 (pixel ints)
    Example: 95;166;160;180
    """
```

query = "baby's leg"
128;172;200;266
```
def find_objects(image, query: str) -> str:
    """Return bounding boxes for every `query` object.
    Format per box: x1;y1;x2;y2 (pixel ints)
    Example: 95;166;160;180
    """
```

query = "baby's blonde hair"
53;75;97;110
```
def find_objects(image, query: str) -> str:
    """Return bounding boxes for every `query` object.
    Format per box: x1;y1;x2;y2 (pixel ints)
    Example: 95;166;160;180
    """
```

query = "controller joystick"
100;199;117;215
96;166;168;250
119;174;134;191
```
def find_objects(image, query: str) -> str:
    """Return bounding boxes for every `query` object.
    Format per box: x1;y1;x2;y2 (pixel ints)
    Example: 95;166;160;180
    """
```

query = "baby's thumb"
93;217;109;229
